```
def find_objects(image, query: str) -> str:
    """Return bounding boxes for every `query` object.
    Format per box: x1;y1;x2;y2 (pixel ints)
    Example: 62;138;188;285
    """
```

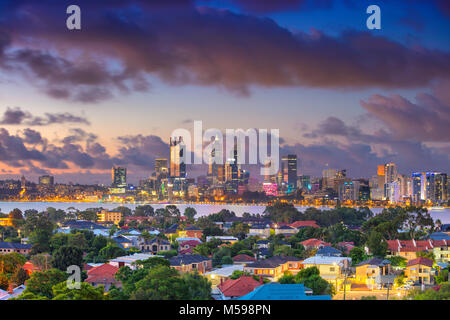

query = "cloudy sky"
0;0;449;184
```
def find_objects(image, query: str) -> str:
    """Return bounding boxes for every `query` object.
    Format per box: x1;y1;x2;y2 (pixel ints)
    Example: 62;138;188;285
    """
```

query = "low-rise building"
244;256;302;280
238;283;330;300
404;257;435;285
109;253;162;270
0;242;32;255
300;239;331;250
302;256;351;283
97;210;122;225
355;258;393;290
85;263;121;291
247;224;271;238
433;240;449;263
178;225;203;239
216;276;263;300
137;237;171;254
204;264;244;287
232;254;257;265
169;254;212;274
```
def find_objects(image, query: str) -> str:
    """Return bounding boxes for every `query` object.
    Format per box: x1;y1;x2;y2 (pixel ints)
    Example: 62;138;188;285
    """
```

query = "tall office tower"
322;168;337;190
20;176;26;189
338;181;360;201
423;172;446;203
111;167;127;187
434;173;447;203
412;172;423;203
39;175;54;186
170;136;186;178
155;158;169;176
208;136;224;184
298;175;311;192
384;162;398;200
281;154;297;192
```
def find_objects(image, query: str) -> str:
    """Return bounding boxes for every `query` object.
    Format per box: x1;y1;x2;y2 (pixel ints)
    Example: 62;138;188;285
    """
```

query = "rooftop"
238;283;331;300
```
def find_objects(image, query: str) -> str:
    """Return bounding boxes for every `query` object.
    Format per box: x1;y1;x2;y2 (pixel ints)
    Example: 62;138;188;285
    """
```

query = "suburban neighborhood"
0;203;449;300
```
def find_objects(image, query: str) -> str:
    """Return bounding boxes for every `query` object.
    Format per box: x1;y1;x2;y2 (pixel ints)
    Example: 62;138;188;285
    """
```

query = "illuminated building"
281;154;297;193
111;167;127;188
263;182;278;196
39;175;54;186
97;210;123;225
338;181;360;201
170;136;186;178
155;158;169;177
384;163;397;201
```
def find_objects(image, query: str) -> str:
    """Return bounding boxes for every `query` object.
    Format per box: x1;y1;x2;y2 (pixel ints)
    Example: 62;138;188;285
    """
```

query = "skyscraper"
170;136;186;178
281;154;297;192
39;175;54;186
384;163;398;200
111;167;126;187
155;158;168;176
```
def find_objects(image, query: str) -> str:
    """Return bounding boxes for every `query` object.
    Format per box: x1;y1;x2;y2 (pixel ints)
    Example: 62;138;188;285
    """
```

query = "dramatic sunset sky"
0;0;449;184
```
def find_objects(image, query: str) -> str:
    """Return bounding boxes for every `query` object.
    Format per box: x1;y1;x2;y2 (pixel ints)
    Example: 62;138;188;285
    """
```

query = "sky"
0;0;449;184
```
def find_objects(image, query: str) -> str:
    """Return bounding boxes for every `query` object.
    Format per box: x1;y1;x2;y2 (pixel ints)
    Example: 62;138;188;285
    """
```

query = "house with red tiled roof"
300;239;331;250
217;276;263;300
289;221;320;229
337;241;355;254
85;263;121;291
178;239;201;253
404;257;435;285
232;254;257;265
387;239;442;261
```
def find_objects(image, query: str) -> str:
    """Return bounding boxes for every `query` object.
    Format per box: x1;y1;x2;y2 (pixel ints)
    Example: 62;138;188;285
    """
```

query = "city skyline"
0;0;449;184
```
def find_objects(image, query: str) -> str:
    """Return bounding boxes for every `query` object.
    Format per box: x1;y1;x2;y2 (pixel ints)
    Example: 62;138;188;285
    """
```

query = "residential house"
204;264;244;287
164;224;179;238
387;239;441;260
0;242;32;255
85;263;121;291
109;253;161;270
316;246;342;257
112;235;137;250
232;254;257;265
355;258;394;290
123;216;153;227
244;256;302;280
404;257;435;285
274;225;297;236
300;239;331;250
238;283;330;300
206;236;238;244
0;285;26;300
432;240;449;263
216;276;263;300
336;241;355;254
247;224;271;238
178;225;203;239
178;239;201;253
169;254;212;274
302;256;352;284
138;237;171;254
289;220;320;229
0;217;13;227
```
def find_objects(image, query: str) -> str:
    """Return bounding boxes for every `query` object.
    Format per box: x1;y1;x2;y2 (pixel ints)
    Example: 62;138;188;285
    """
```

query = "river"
0;201;449;223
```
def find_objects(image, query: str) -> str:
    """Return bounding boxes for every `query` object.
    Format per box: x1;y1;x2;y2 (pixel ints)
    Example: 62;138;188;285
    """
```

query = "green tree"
349;247;368;266
11;268;29;286
52;246;83;271
184;207;197;222
366;231;387;258
52;281;108;300
21;269;67;298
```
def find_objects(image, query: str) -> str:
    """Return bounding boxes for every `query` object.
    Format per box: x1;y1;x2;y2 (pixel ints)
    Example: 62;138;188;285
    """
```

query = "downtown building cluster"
0;136;448;206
